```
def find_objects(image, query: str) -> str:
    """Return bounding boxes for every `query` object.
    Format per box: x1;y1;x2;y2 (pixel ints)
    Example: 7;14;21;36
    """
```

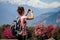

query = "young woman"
17;6;34;40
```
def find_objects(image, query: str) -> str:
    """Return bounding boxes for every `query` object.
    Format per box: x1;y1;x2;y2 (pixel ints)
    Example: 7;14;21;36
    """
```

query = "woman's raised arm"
27;9;34;20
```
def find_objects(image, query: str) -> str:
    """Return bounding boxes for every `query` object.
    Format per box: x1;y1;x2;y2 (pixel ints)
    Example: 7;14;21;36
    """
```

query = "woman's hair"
17;6;24;15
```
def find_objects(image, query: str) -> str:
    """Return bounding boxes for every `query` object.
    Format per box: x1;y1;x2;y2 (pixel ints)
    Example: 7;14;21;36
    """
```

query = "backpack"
10;18;23;37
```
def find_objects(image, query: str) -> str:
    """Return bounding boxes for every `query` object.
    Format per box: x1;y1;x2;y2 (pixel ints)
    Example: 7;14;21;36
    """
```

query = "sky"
40;0;60;3
0;0;60;26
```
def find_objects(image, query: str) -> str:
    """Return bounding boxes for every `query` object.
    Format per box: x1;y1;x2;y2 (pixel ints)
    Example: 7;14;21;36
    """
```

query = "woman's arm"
27;9;34;20
25;9;28;16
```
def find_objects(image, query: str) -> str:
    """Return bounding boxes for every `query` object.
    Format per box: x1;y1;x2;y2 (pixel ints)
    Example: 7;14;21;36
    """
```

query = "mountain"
0;2;60;26
27;11;60;26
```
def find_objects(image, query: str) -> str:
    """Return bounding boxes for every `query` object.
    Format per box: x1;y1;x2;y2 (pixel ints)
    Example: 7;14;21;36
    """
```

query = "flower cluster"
34;24;55;39
3;27;16;39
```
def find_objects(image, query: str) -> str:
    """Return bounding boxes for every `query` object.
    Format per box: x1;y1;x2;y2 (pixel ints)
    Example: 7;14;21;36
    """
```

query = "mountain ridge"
27;11;60;26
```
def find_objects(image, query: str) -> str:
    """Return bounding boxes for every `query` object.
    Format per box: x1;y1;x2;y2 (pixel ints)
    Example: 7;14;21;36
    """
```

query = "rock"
45;37;55;40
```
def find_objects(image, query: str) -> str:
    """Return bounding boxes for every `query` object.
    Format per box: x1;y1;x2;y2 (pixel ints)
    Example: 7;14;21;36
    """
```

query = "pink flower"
46;25;55;38
3;28;16;39
34;24;55;38
34;24;45;37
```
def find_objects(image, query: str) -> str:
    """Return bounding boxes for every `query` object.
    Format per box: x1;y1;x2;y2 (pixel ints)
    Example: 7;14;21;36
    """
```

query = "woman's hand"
29;9;33;13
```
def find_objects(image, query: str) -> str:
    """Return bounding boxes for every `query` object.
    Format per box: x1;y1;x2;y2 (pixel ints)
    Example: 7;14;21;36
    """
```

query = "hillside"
27;11;60;26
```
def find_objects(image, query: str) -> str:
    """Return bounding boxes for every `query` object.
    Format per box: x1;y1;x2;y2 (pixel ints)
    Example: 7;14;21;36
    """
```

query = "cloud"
56;19;60;23
0;0;60;8
43;20;46;24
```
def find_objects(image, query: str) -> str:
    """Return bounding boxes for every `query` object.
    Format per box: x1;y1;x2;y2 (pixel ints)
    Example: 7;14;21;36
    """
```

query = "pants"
17;35;26;40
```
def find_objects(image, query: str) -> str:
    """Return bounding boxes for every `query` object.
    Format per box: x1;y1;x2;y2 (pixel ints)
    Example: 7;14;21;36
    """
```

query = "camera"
28;9;30;11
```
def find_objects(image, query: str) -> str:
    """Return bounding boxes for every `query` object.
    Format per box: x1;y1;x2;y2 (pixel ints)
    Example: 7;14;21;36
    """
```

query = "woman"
17;6;34;40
